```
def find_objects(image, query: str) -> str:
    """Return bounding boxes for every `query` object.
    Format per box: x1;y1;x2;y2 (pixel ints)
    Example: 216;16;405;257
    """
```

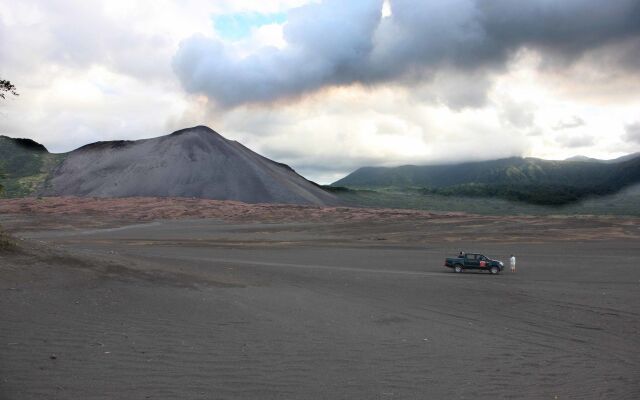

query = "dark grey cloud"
173;0;383;106
173;0;640;108
475;1;640;60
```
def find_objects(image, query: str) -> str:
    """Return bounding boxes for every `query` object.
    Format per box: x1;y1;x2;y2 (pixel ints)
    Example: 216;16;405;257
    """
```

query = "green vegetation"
326;186;640;216
0;78;18;195
332;156;640;207
419;183;615;206
0;136;66;198
0;229;18;253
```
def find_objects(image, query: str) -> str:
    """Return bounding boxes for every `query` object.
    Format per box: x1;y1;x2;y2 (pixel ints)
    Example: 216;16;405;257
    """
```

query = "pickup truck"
444;253;504;274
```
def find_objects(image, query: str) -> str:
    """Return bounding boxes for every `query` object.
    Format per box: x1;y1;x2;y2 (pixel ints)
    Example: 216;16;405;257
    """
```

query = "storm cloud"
3;0;639;183
173;0;640;107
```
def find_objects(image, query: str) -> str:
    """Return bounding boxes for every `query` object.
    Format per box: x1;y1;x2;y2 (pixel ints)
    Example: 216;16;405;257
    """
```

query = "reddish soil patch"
0;196;455;223
1;197;639;242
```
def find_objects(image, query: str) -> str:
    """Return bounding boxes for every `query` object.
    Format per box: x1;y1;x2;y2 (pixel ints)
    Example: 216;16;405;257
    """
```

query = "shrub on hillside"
0;228;18;253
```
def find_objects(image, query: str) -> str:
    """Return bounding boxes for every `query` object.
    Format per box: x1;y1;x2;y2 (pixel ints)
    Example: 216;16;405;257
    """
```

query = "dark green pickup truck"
444;253;504;274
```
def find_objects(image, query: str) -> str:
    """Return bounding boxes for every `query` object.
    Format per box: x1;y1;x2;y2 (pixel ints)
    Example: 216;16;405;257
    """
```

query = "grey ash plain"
1;213;639;399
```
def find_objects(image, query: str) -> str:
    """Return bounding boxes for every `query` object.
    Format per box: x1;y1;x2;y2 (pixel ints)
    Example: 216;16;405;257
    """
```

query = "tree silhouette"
0;80;18;99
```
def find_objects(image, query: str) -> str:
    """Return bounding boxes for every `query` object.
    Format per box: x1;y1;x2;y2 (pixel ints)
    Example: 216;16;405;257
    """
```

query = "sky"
1;0;640;184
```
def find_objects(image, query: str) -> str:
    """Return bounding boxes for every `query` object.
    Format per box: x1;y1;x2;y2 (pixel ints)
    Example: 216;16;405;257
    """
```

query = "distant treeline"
325;182;630;206
418;183;618;206
330;155;640;206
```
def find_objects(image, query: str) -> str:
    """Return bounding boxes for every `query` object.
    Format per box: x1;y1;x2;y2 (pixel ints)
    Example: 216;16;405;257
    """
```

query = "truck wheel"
454;264;464;273
490;266;500;275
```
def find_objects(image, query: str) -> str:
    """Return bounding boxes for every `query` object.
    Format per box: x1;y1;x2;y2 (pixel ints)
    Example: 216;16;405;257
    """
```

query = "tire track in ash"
131;253;460;279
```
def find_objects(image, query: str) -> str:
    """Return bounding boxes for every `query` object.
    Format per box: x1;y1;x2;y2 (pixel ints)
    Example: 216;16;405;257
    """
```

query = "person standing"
510;254;516;272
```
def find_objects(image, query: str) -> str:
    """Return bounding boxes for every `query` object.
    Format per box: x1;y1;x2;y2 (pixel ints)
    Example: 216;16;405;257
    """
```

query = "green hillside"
332;156;640;206
324;184;640;216
0;136;66;197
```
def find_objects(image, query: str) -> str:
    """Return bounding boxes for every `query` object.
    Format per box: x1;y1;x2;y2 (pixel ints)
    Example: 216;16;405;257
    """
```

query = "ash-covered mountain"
35;126;338;205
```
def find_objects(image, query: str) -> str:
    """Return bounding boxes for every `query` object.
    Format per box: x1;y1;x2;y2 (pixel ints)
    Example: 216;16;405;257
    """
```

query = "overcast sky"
1;0;640;183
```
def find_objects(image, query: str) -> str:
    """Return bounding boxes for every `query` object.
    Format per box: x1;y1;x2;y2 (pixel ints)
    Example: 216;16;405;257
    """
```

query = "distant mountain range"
564;153;640;163
0;126;339;206
3;128;639;207
332;155;640;205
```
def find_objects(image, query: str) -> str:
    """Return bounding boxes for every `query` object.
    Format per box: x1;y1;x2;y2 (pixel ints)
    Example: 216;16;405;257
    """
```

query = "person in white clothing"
510;254;516;272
